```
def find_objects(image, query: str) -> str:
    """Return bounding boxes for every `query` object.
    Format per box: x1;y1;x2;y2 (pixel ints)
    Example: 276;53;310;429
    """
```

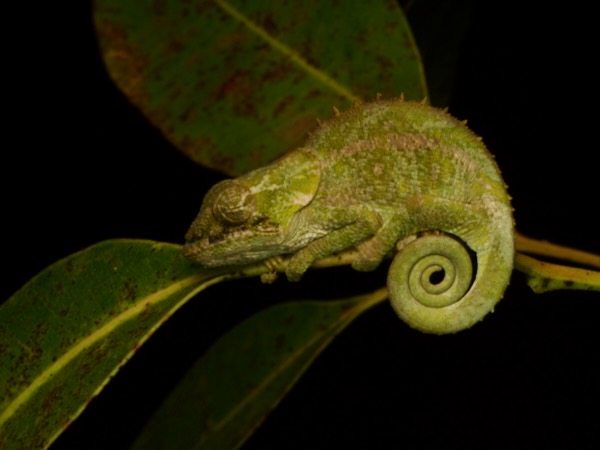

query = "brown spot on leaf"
96;21;149;107
276;115;316;147
283;314;296;326
154;268;167;281
215;71;254;101
214;31;247;51
153;0;167;16
42;386;63;416
274;96;293;116
377;55;393;70
261;14;278;35
233;97;258;117
122;279;137;303
179;134;235;172
164;38;184;55
209;152;236;174
179;105;197;123
274;334;286;352
138;302;155;322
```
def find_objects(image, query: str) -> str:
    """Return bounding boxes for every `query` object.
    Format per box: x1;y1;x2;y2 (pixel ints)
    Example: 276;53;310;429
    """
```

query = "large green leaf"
0;240;221;450
130;289;388;450
94;0;427;175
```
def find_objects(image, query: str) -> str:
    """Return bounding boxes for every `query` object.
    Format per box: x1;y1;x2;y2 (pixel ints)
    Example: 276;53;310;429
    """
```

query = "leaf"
0;240;220;450
93;0;427;175
129;288;388;450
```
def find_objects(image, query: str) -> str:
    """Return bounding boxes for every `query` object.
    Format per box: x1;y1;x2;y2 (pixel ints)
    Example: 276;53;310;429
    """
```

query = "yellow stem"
515;232;600;269
514;253;600;293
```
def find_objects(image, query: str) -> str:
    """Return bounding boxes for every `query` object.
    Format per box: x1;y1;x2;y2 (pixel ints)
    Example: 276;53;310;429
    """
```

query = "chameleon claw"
260;272;279;284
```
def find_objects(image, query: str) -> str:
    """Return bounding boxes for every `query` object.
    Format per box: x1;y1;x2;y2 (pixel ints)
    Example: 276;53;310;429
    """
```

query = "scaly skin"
184;99;514;334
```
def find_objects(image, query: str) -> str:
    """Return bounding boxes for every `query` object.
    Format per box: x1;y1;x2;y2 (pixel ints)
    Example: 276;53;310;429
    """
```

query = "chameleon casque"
184;100;514;334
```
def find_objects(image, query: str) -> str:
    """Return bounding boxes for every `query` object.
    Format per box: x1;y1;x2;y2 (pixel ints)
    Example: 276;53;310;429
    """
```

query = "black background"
3;1;599;449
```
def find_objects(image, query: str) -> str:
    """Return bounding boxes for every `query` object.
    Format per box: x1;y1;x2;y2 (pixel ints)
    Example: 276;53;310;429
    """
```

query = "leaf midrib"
214;0;362;103
0;274;204;428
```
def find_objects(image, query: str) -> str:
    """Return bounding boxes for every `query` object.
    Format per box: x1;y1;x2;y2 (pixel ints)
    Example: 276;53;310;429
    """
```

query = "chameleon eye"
212;181;255;226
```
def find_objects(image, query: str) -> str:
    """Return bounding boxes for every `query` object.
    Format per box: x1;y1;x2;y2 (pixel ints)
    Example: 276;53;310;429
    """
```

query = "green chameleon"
184;99;514;334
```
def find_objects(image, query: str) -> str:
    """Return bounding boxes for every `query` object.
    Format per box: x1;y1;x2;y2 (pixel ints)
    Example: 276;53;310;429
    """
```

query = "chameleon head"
183;179;283;267
184;148;322;269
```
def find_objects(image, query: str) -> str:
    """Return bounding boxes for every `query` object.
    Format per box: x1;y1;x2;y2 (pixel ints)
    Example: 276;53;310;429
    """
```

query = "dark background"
3;1;599;449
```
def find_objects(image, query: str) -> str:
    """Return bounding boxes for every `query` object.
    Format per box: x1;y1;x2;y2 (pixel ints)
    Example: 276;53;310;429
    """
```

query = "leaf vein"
0;274;203;428
214;0;362;103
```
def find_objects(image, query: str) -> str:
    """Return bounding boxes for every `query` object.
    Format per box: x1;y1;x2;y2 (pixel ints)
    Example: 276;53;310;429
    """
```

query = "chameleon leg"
352;209;411;272
285;206;383;281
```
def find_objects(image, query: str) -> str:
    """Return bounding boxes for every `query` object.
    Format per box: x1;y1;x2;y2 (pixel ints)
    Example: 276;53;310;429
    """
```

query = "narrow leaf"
130;288;388;450
0;240;220;450
93;0;427;175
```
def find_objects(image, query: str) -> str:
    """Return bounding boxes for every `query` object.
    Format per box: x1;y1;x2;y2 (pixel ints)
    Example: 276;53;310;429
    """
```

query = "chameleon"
184;99;514;334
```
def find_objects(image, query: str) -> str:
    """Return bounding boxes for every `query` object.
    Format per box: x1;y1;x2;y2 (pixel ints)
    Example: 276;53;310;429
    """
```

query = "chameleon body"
184;100;514;334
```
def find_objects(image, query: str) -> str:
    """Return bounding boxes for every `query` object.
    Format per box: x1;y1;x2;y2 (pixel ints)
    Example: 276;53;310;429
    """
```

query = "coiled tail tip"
387;232;512;334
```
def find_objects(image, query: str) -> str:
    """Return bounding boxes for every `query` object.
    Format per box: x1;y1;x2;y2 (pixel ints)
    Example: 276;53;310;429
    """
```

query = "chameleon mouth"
182;226;283;266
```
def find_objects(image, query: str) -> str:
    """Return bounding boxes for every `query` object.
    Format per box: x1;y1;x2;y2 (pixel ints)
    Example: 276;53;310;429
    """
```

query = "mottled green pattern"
185;100;514;334
94;0;427;175
0;240;212;450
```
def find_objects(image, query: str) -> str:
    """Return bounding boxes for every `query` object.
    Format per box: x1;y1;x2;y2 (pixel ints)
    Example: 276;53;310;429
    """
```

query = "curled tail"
387;198;514;334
